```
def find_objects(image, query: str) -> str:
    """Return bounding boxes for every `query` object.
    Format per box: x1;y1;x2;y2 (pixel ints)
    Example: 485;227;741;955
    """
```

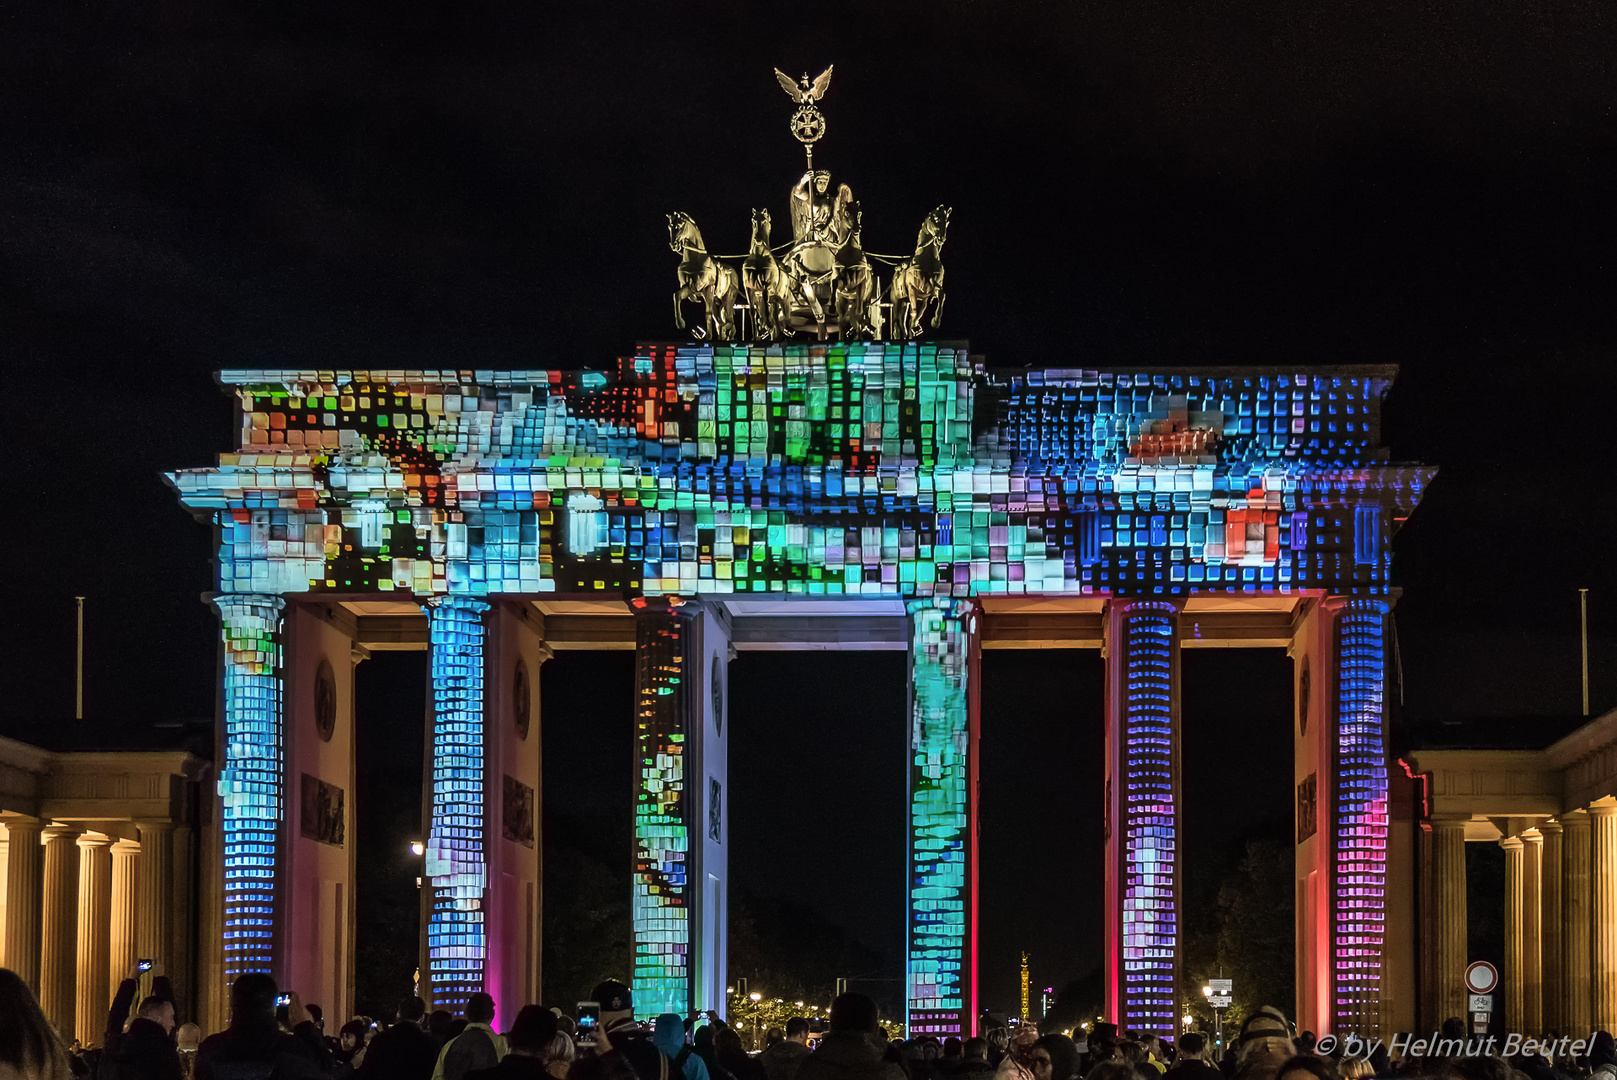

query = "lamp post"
750;992;762;1051
1201;986;1222;1050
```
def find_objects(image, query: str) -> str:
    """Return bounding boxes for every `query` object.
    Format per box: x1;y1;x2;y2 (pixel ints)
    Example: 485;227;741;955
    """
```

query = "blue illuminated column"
1330;599;1392;1035
1102;599;1181;1037
630;598;729;1021
1293;597;1394;1037
423;596;491;1015
905;597;980;1039
211;594;287;984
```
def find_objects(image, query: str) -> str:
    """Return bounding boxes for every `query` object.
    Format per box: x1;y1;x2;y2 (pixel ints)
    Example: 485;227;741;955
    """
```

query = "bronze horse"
669;211;738;340
833;209;879;338
741;209;794;340
889;205;950;338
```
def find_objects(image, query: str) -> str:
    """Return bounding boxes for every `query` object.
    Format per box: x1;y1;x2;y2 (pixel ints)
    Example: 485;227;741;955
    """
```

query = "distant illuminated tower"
1020;952;1030;1021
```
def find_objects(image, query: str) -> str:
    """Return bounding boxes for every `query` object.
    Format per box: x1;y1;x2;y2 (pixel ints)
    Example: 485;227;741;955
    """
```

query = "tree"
1214;839;1295;1028
543;844;632;1004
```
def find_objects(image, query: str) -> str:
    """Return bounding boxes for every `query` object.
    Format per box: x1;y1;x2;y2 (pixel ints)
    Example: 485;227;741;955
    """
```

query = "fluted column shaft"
1541;821;1563;1035
0;830;8;953
1563;811;1593;1034
1501;835;1525;1031
1431;818;1470;1025
109;840;140;997
135;822;173;991
2;821;44;992
1591;801;1617;1031
75;835;112;1047
40;826;82;1038
1522;829;1543;1034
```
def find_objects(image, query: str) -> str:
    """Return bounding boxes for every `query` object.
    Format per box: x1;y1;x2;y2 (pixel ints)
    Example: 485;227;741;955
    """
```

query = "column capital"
1564;807;1592;829
1500;834;1525;852
1429;813;1472;829
110;838;141;857
1522;827;1544;845
41;824;82;842
75;832;114;851
3;819;44;837
134;819;175;836
1541;819;1565;837
1587;798;1617;819
208;592;287;619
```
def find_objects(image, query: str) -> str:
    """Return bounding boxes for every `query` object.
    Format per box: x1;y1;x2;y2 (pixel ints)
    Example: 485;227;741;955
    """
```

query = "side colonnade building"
1407;711;1617;1036
0;735;207;1045
158;342;1436;1038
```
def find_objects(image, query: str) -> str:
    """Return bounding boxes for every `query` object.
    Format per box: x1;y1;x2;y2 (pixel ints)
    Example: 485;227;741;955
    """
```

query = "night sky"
3;0;1615;1015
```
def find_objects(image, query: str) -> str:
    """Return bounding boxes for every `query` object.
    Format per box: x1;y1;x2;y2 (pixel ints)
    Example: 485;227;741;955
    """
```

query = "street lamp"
410;841;425;856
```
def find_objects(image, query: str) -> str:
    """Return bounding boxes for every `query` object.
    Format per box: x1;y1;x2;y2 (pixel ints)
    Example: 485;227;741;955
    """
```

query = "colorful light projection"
1332;600;1390;1032
1116;602;1179;1034
906;597;978;1038
213;594;286;982
424;596;491;1014
631;600;694;1019
167;348;1430;604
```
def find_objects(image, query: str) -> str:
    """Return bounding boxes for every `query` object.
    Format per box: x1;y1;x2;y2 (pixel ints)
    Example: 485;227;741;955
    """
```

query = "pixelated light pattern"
906;597;976;1039
1333;600;1390;1034
424;595;491;1014
212;594;286;982
167;347;1429;602
632;600;695;1019
1118;602;1179;1034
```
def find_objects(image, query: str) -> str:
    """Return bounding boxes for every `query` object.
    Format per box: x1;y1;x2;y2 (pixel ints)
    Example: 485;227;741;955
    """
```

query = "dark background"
2;0;1613;1017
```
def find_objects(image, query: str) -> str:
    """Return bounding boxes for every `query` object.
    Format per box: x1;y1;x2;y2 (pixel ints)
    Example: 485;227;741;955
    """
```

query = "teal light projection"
906;597;978;1038
631;600;694;1018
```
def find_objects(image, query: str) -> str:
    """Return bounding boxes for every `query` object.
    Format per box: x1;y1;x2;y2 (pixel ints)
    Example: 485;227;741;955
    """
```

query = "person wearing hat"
795;994;907;1080
1589;1031;1617;1080
589;981;675;1080
1229;1008;1294;1080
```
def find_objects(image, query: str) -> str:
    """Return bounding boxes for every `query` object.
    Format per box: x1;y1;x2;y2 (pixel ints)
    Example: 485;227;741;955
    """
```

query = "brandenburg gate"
162;66;1436;1039
168;346;1432;1037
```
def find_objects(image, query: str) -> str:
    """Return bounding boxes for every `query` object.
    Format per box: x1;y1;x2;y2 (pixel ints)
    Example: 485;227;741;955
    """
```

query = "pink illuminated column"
1102;599;1181;1037
1293;597;1393;1036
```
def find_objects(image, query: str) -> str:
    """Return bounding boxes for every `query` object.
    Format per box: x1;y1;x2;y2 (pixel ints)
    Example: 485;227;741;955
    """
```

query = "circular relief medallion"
513;659;531;741
711;654;724;736
1298;659;1311;737
313;658;337;743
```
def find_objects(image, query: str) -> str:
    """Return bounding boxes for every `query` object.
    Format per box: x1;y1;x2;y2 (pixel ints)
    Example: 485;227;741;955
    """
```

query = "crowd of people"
3;967;1616;1080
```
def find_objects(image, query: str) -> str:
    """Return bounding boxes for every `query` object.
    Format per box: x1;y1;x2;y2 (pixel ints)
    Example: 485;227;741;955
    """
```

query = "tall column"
422;596;491;1016
75;834;113;1047
626;598;731;1023
211;594;287;983
1331;599;1393;1036
904;598;980;1040
1430;816;1470;1026
1501;834;1524;1031
40;825;82;1038
2;821;44;991
1591;799;1617;1031
0;827;9;953
109;840;141;997
136;821;174;998
1562;810;1592;1035
1103;599;1181;1037
1522;828;1543;1033
1541;820;1563;1035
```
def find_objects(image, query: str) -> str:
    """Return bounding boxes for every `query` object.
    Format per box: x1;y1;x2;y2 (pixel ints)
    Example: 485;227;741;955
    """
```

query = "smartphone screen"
276;993;292;1007
137;960;154;973
577;1001;600;1043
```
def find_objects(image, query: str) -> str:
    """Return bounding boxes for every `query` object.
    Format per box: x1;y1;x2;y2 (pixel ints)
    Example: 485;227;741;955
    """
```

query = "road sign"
1469;993;1493;1014
1210;979;1233;993
1209;995;1233;1008
1464;961;1499;994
